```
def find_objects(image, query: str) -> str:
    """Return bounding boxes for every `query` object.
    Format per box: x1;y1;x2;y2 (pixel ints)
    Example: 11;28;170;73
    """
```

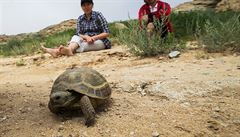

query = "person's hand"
85;35;95;44
142;15;148;22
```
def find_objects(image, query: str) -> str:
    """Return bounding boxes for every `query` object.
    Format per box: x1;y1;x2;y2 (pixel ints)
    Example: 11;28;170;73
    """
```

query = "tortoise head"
50;91;77;107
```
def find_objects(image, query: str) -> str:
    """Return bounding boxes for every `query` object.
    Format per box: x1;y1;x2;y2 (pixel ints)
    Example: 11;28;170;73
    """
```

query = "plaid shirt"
76;11;111;49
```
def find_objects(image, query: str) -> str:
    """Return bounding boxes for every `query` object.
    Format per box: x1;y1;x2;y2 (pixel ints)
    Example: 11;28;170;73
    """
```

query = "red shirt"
138;0;173;32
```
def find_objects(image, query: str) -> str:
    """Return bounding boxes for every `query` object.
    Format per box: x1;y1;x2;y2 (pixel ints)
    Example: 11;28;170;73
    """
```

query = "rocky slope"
174;0;240;12
0;19;76;44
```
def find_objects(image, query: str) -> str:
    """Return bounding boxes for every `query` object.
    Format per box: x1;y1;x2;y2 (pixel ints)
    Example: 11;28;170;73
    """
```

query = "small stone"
171;76;178;79
169;51;180;58
58;125;64;131
0;116;7;122
105;129;111;133
152;131;160;137
158;56;164;60
130;131;135;135
39;103;46;107
212;107;220;112
232;118;240;125
121;82;135;93
237;65;240;70
140;91;147;96
41;132;46;136
25;83;32;87
180;102;191;107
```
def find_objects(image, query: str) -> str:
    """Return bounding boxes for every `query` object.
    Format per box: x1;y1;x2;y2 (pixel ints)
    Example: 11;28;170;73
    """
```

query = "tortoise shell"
51;67;111;99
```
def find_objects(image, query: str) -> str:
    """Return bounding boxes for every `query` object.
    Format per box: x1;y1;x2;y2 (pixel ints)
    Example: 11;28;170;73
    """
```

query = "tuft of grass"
1;11;240;57
0;29;75;56
44;29;75;48
198;14;240;53
117;19;183;57
170;10;239;40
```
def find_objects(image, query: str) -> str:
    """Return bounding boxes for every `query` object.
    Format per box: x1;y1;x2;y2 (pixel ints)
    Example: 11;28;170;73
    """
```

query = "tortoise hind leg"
80;95;96;126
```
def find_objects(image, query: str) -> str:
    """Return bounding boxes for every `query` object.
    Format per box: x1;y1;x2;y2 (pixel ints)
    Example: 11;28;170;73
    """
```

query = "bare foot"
59;46;74;56
41;45;61;58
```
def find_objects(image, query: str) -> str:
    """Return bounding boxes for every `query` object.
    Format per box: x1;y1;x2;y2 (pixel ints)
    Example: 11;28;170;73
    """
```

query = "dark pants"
148;14;168;38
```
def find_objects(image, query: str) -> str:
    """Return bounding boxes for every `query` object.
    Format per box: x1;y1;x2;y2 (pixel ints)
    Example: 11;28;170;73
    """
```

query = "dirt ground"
0;45;240;137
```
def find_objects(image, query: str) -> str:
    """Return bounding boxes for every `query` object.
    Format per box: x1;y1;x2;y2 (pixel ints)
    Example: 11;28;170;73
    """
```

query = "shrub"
0;29;75;56
198;14;240;52
44;29;75;48
118;19;182;57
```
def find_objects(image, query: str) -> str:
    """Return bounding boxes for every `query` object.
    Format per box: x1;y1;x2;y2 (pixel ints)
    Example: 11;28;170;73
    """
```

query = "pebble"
58;125;64;131
25;83;32;87
233;118;240;125
158;56;165;60
169;51;180;58
130;131;135;135
152;131;160;137
237;65;240;70
212;107;220;112
41;132;46;136
39;103;46;107
140;91;147;96
0;116;7;122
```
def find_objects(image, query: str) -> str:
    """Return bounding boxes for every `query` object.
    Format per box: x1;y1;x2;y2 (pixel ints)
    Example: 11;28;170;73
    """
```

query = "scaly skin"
80;95;96;126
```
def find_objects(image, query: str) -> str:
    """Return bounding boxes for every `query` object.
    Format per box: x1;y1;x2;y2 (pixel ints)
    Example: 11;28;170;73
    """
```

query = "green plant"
44;29;75;48
198;14;240;53
118;19;181;57
0;29;75;56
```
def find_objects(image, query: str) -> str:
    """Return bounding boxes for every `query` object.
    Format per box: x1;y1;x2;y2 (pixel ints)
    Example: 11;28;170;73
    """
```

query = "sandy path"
0;46;240;137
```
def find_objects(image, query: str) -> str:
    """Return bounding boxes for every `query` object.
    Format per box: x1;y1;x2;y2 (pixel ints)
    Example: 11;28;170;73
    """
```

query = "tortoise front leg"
80;95;96;126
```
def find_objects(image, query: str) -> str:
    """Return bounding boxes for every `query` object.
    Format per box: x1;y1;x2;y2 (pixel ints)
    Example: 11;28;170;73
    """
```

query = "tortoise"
48;67;111;126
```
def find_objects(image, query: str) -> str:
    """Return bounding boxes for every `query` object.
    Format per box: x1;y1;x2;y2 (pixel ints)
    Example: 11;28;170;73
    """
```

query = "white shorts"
69;35;106;53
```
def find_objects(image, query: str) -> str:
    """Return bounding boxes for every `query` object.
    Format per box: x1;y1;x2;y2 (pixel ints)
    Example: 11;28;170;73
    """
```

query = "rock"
158;56;165;60
212;107;220;112
216;0;240;11
121;82;136;93
152;131;160;137
130;131;135;135
169;51;181;58
39;102;46;107
237;65;240;70
174;0;240;12
0;116;7;122
19;107;31;113
25;83;32;87
58;125;64;131
40;132;46;136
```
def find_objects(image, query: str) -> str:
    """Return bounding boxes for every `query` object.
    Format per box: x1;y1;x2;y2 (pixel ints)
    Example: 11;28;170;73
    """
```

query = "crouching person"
138;0;173;38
